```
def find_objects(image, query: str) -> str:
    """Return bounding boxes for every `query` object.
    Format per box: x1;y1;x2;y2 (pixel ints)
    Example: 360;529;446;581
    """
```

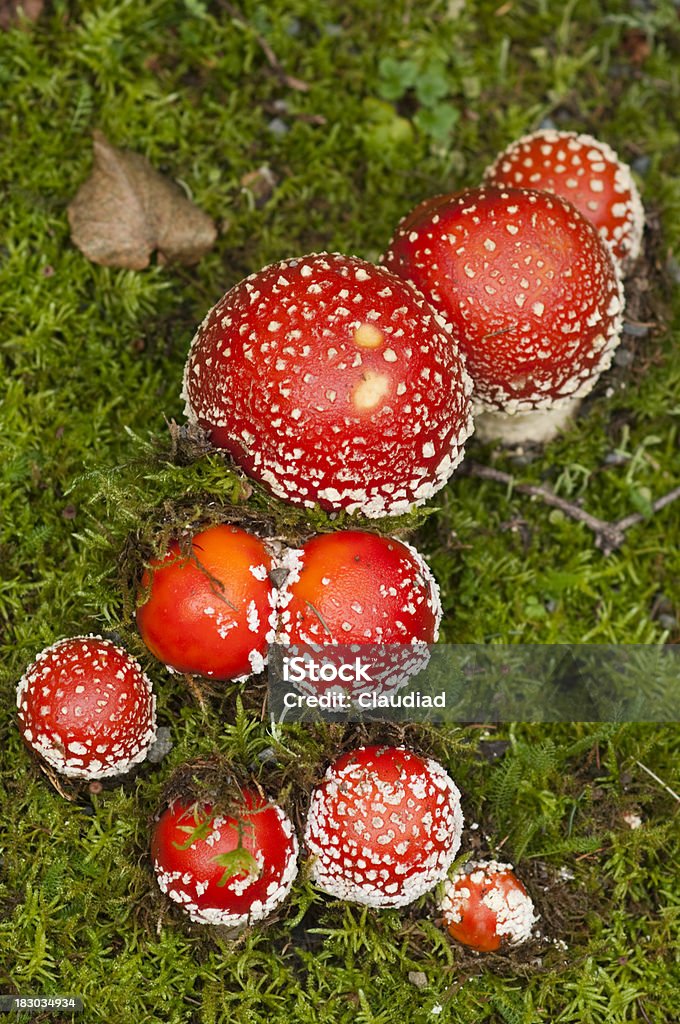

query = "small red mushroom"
304;745;463;907
16;636;157;780
151;791;299;926
383;186;624;443
484;130;644;270
136;524;277;680
277;530;441;646
276;531;441;701
182;252;473;517
439;860;537;952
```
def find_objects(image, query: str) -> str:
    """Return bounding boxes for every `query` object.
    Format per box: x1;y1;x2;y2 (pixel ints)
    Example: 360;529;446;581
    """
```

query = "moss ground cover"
1;1;679;1021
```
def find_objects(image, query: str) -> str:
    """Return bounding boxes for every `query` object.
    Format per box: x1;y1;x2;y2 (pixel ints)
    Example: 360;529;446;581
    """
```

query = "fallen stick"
463;462;680;555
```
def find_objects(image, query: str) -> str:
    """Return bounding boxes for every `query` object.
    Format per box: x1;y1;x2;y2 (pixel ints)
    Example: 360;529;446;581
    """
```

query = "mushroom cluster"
14;633;538;942
179;131;640;453
14;122;643;948
133;525;441;691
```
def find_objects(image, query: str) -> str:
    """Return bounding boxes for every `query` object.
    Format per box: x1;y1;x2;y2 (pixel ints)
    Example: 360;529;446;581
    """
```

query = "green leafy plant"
375;54;460;146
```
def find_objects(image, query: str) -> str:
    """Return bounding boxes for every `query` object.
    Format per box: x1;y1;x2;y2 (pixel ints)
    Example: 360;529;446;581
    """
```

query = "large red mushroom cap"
382;186;624;418
136;524;276;680
439;859;537;952
277;530;441;646
182;252;473;517
484;130;644;269
16;636;157;780
304;745;463;908
151;791;299;926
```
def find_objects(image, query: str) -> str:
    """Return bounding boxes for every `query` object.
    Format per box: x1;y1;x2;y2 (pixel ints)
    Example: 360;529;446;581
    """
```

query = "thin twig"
637;999;652;1024
635;760;680;804
617;486;680;532
183;674;209;715
217;1;310;92
40;761;77;802
463;462;680;555
575;847;607;861
306;600;333;636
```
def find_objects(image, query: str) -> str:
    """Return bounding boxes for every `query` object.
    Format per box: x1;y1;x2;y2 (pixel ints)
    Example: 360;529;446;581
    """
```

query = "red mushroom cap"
277;530;441;646
136;524;276;680
484;130;644;268
16;636;157;780
304;745;463;907
382;186;624;415
439;860;537;952
182;252;473;517
151;791;299;926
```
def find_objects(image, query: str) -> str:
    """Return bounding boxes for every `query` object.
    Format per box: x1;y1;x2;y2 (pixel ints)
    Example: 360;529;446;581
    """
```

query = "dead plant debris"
67;132;217;270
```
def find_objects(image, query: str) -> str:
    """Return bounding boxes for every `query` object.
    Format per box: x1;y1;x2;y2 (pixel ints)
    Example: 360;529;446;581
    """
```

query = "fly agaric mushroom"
484;129;644;271
16;636;157;780
276;531;441;702
304;745;463;907
182;252;473;517
151;791;299;926
277;530;442;646
136;523;277;680
439;860;537;952
383;185;624;444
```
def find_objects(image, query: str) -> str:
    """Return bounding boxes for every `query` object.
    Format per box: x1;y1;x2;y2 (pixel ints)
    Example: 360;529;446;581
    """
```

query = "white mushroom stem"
473;396;583;446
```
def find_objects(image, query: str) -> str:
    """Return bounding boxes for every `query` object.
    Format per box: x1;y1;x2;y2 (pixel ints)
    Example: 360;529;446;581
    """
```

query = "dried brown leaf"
0;0;42;30
67;132;217;270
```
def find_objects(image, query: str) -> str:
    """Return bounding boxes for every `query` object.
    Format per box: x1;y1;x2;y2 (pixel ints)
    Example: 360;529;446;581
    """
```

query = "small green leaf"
358;99;414;160
523;595;547;620
629;486;653;518
212;848;261;887
414;60;450;106
377;57;419;100
172;812;213;851
414;103;459;143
